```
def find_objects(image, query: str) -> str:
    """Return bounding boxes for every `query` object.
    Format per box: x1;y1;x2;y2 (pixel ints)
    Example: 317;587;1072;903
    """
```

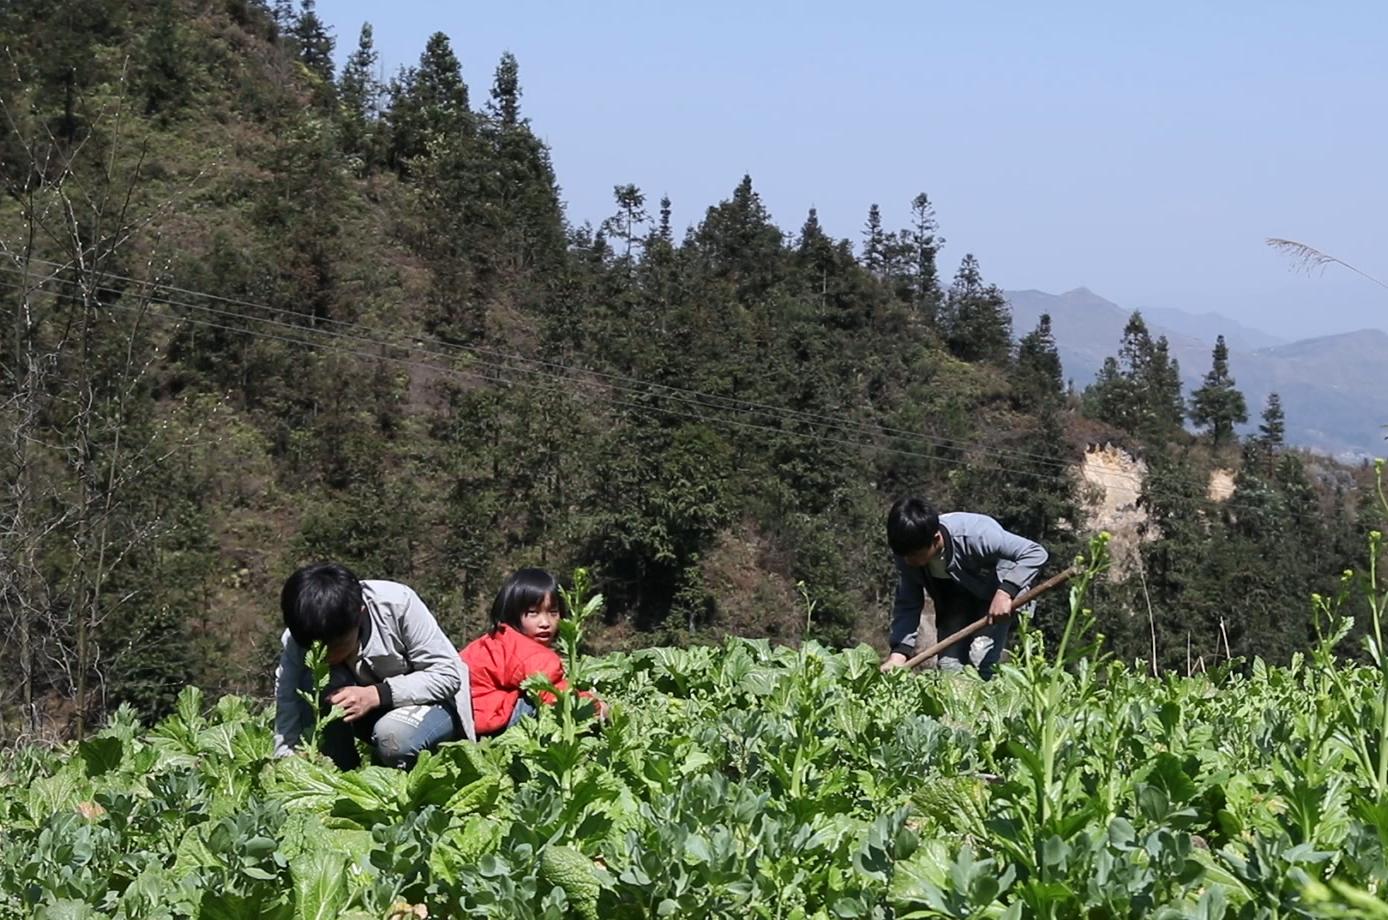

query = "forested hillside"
0;0;1377;740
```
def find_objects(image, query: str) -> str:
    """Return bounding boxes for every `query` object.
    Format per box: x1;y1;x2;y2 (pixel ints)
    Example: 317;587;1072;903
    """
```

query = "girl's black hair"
489;568;568;634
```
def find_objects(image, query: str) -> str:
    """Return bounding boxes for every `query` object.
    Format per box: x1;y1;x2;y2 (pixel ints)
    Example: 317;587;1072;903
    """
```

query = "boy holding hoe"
880;497;1049;678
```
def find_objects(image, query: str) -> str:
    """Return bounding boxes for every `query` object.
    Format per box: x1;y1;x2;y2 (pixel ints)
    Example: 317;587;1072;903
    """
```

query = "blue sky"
321;1;1387;341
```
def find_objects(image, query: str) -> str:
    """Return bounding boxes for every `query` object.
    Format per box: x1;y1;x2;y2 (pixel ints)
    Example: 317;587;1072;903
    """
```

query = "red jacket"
460;625;570;735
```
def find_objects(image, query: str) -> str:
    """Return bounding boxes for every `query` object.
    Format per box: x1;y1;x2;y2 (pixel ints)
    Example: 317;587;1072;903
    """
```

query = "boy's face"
324;626;360;666
902;531;944;568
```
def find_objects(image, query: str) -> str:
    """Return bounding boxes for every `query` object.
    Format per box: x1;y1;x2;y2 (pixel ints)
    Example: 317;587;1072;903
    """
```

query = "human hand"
879;652;909;673
328;685;381;722
987;589;1013;623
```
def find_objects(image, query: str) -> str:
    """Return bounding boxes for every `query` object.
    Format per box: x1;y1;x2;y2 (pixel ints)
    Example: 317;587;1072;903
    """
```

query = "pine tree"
656;195;673;245
339;23;381;167
907;192;942;323
1189;335;1248;447
272;0;296;34
1014;313;1064;410
488;51;521;128
293;0;335;85
862;204;884;275
942;254;1011;363
1146;337;1186;436
386;32;472;171
1258;392;1285;448
691;175;784;303
1083;312;1184;439
1118;312;1154;381
602;184;648;262
1083;356;1133;427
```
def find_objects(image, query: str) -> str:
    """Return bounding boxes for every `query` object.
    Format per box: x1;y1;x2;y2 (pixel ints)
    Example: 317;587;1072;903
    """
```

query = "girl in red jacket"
461;568;595;735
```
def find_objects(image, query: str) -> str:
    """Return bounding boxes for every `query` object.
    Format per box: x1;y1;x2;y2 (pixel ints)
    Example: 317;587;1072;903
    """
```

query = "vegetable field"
5;548;1388;919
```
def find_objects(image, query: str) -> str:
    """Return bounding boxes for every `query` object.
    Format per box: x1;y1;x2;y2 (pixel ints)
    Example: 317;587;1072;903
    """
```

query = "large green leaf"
291;850;351;920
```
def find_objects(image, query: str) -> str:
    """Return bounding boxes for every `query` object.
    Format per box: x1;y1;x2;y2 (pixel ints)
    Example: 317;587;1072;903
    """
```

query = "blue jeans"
506;697;538;729
320;703;458;770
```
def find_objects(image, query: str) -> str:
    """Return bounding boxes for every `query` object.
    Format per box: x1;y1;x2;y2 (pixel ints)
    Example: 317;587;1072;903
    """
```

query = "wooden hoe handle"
901;565;1079;671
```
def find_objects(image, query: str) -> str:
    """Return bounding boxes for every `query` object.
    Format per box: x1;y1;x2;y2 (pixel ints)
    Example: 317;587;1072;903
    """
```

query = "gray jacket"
273;580;477;756
889;512;1048;656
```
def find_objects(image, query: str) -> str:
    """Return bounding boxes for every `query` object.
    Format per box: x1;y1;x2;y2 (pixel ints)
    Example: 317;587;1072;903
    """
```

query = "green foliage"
1190;335;1249;448
337;23;382;171
1083;311;1185;439
1013;314;1064;411
292;0;335;89
8;532;1388;915
942;254;1012;364
0;0;1373;753
386;31;472;172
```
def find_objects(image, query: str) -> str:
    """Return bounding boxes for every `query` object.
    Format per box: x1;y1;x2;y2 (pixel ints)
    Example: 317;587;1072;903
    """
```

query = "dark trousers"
930;579;1010;679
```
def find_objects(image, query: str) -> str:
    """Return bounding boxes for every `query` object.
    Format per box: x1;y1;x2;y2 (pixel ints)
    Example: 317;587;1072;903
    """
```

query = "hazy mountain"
1007;288;1388;460
1138;305;1287;351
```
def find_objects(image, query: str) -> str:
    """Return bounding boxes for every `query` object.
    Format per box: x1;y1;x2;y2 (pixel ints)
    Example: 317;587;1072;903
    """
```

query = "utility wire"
0;276;1136;490
4;256;1092;472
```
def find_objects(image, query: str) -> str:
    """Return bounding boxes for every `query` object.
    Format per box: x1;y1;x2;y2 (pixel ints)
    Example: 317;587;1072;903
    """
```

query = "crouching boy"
273;562;477;769
880;498;1048;679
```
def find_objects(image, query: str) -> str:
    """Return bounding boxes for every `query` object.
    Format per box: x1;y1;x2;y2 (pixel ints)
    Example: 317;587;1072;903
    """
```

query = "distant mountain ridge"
1006;288;1388;460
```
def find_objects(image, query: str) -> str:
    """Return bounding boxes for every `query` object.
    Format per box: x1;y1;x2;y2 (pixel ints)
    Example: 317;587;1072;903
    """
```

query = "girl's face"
518;593;560;647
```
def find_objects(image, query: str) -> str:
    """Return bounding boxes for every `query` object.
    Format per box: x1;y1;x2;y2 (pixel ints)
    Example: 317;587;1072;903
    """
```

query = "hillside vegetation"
0;0;1378;743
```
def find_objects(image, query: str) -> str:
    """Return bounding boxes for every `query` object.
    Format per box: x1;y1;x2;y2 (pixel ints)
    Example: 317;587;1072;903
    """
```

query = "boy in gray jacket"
273;562;476;769
880;497;1048;678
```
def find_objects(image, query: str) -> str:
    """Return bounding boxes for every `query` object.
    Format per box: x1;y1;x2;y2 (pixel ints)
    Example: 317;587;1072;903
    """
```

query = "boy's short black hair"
489;568;568;634
886;497;940;556
281;562;364;647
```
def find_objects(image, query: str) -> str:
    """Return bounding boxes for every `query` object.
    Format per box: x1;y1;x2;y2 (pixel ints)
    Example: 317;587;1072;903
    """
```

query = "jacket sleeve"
272;630;312;757
978;516;1049;597
889;556;927;657
509;644;568;704
379;587;463;709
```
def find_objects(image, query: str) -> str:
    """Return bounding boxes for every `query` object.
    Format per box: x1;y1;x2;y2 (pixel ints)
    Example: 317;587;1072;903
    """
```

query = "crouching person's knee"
370;704;456;769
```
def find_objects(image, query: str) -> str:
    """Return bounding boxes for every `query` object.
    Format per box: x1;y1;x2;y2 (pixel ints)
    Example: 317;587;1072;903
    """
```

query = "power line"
4;255;1090;472
0;277;1128;490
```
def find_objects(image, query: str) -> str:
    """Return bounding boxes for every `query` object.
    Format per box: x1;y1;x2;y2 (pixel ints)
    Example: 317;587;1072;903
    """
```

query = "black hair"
281;562;364;647
489;568;568;634
886;497;940;556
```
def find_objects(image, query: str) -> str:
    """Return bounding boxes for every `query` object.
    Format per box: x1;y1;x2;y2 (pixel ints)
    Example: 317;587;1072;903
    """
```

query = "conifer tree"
387;32;471;170
691;175;784;302
1083;356;1132;427
488;51;522;128
293;0;335;85
862;204;884;275
942;254;1011;363
907;192;942;323
1146;337;1186;436
273;0;296;34
1014;313;1064;410
1258;392;1285;448
603;184;648;262
1189;335;1248;447
656;195;674;245
339;23;381;166
1083;311;1184;439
